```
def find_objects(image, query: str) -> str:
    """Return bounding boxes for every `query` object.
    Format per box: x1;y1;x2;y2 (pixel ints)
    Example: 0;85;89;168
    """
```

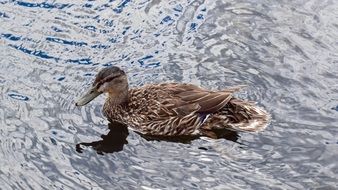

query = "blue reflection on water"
197;14;204;19
66;58;93;65
57;76;65;81
161;16;174;25
83;3;92;8
1;33;21;41
0;0;338;189
173;4;183;12
8;93;29;101
113;0;131;14
137;55;154;66
51;26;63;32
190;23;198;31
91;44;110;49
0;12;9;18
15;1;71;9
83;25;96;32
332;105;338;112
9;44;59;60
46;37;88;47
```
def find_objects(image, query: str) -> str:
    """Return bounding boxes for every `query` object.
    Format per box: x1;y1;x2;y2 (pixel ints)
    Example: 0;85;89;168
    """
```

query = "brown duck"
75;66;270;138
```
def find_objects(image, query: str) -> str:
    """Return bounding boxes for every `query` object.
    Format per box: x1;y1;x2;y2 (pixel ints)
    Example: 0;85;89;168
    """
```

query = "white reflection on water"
0;0;338;189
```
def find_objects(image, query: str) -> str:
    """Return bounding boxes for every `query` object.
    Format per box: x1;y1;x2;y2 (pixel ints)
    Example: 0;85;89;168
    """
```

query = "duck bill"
75;87;102;106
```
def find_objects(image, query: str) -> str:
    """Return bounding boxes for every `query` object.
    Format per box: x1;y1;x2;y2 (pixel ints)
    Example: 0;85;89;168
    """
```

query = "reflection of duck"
76;66;270;138
140;128;239;143
76;122;239;154
76;121;128;155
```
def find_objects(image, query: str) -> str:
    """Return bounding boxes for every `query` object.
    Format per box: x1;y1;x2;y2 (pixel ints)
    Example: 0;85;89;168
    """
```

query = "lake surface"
0;0;338;189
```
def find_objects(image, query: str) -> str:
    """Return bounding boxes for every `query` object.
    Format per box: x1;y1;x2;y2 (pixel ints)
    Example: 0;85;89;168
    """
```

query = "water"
0;0;337;189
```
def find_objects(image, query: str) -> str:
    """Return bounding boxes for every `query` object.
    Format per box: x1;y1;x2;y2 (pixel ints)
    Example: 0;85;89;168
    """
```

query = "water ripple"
15;1;71;9
8;92;29;101
0;0;337;189
46;37;88;46
9;44;59;60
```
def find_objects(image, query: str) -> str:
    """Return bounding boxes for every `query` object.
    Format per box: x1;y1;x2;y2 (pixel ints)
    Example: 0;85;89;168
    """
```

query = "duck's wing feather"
134;83;250;136
157;83;245;116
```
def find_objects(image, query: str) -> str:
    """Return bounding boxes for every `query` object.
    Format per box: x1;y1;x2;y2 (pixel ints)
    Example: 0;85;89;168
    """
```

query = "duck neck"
107;89;129;107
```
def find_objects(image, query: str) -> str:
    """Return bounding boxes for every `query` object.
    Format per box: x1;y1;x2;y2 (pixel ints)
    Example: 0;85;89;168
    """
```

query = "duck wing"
137;83;248;136
158;83;245;116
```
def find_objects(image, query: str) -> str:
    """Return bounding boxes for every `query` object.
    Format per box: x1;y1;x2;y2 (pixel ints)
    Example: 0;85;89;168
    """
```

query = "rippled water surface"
1;0;338;189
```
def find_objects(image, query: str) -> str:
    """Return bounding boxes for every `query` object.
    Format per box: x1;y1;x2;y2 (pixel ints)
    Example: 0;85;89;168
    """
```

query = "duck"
75;66;270;138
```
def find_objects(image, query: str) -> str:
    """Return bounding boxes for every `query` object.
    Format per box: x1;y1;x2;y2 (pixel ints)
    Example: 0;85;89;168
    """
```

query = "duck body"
75;66;270;138
102;83;269;137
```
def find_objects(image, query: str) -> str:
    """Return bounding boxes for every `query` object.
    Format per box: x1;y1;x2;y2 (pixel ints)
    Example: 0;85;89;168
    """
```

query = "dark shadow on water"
76;121;239;155
76;121;129;155
139;129;239;143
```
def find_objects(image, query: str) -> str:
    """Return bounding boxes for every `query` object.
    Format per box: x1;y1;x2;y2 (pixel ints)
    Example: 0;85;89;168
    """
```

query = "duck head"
75;66;128;106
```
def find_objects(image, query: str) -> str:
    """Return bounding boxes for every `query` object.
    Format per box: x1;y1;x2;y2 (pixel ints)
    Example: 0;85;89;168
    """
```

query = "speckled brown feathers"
76;66;270;137
103;83;270;137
